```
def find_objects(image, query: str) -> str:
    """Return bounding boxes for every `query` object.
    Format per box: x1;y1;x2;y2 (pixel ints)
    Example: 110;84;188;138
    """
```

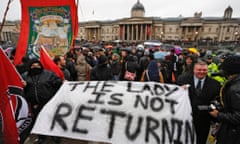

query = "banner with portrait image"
32;81;196;144
14;0;78;65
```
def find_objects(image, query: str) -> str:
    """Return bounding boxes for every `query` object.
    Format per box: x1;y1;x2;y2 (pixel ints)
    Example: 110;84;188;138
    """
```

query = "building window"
227;27;230;32
225;37;230;40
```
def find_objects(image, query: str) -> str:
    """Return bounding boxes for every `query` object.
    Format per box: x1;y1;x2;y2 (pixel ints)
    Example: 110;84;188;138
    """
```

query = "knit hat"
222;55;240;75
28;59;43;68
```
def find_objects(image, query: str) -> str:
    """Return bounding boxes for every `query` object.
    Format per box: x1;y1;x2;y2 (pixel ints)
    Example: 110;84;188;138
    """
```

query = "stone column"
136;24;138;41
122;25;125;40
193;26;196;40
127;25;130;41
140;24;143;41
144;24;147;41
131;24;133;41
185;26;188;39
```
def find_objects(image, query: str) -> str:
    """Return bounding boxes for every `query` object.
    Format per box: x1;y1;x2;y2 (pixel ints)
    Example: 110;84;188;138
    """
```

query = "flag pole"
0;0;13;34
8;94;16;120
72;0;79;50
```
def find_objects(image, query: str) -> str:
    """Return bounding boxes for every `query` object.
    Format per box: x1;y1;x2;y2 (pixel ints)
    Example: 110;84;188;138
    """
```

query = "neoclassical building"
79;0;240;42
0;22;20;44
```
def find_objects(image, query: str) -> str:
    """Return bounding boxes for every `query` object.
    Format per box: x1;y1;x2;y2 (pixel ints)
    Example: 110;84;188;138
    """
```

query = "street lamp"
160;31;164;41
234;31;238;41
195;31;199;40
195;31;198;47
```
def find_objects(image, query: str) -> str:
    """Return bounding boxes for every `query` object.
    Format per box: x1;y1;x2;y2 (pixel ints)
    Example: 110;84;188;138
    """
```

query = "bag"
124;62;136;81
85;64;91;80
140;70;146;82
208;122;221;144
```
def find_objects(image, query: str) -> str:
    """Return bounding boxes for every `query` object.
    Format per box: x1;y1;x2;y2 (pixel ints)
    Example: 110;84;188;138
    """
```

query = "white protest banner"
32;81;196;144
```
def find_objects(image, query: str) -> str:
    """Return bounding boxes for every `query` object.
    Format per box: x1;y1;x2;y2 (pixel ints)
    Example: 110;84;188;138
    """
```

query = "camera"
208;100;223;112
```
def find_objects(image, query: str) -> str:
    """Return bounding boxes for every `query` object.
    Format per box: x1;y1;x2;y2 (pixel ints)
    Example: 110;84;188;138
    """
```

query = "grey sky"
1;0;240;22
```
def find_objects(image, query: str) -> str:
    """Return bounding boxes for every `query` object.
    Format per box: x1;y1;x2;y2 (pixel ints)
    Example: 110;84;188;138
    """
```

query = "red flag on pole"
0;48;21;144
40;46;65;80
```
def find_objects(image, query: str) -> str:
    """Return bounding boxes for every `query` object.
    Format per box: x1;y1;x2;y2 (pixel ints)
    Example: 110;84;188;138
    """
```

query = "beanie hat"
28;59;42;68
222;55;240;75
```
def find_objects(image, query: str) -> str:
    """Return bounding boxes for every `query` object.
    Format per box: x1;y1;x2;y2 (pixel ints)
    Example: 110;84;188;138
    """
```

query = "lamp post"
195;31;198;47
160;31;164;41
234;31;238;41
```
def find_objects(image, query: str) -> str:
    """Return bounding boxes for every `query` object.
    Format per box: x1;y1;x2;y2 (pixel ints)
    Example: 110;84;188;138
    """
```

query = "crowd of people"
1;42;240;144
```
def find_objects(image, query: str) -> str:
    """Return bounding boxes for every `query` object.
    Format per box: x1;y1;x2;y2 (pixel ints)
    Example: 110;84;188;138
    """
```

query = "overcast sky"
1;0;240;22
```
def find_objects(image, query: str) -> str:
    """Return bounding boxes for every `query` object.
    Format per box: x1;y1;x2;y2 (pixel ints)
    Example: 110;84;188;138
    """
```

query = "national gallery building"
78;0;240;42
1;0;240;44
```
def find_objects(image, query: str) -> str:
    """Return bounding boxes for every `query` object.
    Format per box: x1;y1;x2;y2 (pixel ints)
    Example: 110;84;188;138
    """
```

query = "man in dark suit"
177;60;221;144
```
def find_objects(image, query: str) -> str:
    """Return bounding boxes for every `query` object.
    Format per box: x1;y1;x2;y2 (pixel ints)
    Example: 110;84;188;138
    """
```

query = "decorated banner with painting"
14;0;78;65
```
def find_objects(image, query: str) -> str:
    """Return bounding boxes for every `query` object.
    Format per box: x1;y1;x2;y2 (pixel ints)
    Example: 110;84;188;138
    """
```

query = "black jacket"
119;55;139;81
110;59;120;75
90;64;113;80
216;74;240;144
65;58;77;81
177;73;221;144
22;70;62;106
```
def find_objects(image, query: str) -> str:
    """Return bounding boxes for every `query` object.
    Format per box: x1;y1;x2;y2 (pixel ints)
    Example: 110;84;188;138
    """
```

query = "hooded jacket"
22;61;62;106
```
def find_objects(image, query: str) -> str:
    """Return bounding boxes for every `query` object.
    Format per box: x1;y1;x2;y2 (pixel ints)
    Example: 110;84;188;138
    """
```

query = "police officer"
206;55;218;77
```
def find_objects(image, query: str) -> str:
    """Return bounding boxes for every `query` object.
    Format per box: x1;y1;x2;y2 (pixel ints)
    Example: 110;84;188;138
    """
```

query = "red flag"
147;25;151;36
120;26;123;36
0;48;21;144
14;0;78;65
40;46;65;80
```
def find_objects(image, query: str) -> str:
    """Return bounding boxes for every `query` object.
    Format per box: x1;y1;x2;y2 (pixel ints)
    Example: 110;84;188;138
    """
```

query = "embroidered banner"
14;0;78;65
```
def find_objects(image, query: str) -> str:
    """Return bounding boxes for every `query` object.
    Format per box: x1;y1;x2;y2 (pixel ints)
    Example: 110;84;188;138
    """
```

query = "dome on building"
131;0;145;12
131;0;145;17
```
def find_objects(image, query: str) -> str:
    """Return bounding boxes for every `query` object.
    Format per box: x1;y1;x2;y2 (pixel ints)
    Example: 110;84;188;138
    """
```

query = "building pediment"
180;17;203;26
